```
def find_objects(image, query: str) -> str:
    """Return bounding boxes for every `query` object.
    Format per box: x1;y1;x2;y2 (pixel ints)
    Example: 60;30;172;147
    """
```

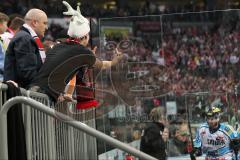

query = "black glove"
191;147;202;156
230;138;240;152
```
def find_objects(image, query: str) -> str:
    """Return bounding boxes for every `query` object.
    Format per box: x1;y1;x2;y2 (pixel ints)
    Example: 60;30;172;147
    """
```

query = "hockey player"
193;106;237;160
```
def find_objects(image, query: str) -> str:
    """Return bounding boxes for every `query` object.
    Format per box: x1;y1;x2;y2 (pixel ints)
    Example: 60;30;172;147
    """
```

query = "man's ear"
31;20;37;27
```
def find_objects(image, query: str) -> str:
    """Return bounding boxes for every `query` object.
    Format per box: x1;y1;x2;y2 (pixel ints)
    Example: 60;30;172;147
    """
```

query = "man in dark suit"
4;9;48;88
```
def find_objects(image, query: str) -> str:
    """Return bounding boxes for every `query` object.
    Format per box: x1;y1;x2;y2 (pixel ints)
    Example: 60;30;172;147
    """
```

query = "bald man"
4;9;48;88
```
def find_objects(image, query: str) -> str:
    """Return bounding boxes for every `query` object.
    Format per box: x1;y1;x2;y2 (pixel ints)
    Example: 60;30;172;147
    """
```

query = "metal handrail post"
0;108;8;159
0;96;158;160
0;84;8;160
25;90;33;160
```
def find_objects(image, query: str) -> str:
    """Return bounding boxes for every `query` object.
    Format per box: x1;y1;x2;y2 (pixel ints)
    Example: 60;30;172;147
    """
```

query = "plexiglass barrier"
95;9;240;159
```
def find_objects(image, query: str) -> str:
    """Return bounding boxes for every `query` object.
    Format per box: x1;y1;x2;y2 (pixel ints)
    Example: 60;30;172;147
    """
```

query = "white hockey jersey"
194;123;237;160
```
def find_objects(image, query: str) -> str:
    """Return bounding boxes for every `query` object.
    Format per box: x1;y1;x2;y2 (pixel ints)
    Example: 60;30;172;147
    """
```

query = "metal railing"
0;96;157;160
0;83;97;160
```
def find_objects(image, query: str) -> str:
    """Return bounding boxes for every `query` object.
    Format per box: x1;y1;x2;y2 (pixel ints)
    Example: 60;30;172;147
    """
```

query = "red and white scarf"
64;39;98;109
23;24;46;63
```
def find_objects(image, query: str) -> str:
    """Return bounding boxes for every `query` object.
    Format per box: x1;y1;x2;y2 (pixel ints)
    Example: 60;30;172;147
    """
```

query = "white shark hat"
63;1;90;38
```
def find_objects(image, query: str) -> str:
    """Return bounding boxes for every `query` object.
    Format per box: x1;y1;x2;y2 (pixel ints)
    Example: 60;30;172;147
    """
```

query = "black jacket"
4;82;27;160
4;26;43;88
31;42;96;101
140;122;166;160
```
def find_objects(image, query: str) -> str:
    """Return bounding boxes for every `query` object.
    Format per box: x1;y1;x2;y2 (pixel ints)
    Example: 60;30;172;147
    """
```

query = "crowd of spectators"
1;2;239;106
0;0;239;116
1;0;239;18
159;24;240;95
106;17;240;98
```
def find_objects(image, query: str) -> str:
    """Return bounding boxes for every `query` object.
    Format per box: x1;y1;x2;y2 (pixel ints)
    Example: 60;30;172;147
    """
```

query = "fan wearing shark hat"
30;1;123;103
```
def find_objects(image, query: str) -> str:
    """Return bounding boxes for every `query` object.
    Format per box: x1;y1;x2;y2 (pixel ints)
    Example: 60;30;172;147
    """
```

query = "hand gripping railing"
0;96;158;160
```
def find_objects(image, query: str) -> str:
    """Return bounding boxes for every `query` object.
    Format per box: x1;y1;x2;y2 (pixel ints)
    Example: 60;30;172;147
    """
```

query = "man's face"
176;130;188;142
0;21;8;34
176;124;189;142
207;114;219;129
34;14;48;37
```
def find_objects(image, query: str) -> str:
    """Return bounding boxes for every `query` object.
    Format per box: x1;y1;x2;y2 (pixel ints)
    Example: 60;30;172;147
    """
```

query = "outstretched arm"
93;48;124;70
